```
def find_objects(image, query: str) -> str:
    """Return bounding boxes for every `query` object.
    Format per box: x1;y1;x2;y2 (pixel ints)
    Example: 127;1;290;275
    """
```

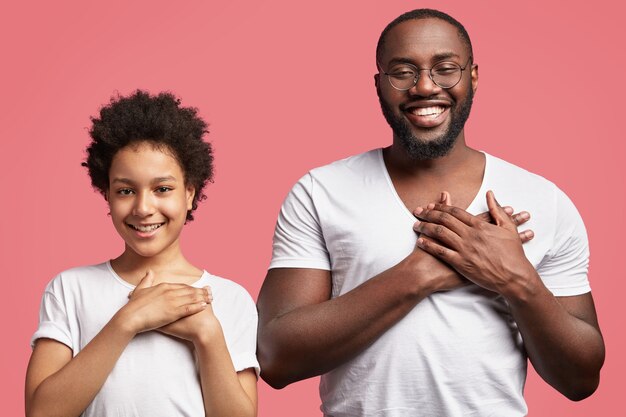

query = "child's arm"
25;272;211;417
159;303;258;417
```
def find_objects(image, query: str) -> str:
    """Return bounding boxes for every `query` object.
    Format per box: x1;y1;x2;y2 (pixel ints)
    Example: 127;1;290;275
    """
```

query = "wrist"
397;252;437;299
111;307;141;336
500;267;546;306
191;315;223;348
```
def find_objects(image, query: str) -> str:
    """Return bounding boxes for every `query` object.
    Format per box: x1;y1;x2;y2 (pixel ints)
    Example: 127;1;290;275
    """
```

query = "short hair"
376;9;474;64
83;90;214;222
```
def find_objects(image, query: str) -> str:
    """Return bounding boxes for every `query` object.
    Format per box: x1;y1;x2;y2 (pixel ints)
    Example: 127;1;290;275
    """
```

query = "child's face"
106;142;195;260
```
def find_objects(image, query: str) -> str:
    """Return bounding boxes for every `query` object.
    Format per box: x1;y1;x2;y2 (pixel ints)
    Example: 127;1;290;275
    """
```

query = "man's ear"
471;63;479;94
374;73;380;88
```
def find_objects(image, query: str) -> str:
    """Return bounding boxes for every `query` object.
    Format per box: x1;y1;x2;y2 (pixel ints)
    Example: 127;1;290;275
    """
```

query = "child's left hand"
158;286;222;345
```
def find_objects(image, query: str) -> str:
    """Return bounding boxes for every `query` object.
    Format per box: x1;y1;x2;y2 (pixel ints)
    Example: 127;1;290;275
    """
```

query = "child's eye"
117;189;134;195
156;186;172;193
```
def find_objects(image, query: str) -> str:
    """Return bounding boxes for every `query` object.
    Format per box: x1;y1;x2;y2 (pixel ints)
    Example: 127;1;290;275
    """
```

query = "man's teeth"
129;224;163;232
412;106;445;116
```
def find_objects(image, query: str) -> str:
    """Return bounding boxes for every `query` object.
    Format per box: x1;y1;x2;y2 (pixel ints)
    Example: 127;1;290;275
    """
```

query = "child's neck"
110;247;203;286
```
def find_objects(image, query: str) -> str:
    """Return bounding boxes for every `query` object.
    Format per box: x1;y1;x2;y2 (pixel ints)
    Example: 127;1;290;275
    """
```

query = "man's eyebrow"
388;52;462;66
431;52;461;61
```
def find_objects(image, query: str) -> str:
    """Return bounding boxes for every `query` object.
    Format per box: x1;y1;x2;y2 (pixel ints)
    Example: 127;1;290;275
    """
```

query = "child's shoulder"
200;272;256;307
44;262;112;292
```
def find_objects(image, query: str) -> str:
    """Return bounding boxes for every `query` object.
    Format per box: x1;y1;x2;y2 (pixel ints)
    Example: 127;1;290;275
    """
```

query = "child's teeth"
133;224;161;232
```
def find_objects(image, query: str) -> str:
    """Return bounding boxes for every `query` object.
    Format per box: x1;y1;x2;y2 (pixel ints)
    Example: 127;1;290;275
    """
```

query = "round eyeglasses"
379;56;473;90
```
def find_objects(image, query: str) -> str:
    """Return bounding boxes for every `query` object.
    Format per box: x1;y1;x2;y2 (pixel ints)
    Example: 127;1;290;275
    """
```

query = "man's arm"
414;191;605;400
256;249;465;389
258;194;534;389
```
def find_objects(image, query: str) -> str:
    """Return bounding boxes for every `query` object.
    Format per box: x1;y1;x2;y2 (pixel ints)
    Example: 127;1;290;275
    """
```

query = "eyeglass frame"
377;56;474;91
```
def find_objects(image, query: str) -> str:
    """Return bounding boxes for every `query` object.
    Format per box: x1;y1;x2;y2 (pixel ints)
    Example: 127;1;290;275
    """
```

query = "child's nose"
132;192;156;216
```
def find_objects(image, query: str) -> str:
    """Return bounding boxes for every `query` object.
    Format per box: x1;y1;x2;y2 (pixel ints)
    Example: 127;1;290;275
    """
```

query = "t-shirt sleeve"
221;287;260;376
31;277;73;350
536;187;591;296
269;173;331;270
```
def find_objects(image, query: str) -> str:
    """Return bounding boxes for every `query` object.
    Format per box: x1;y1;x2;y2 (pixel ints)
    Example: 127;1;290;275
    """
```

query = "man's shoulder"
485;152;558;191
307;148;381;180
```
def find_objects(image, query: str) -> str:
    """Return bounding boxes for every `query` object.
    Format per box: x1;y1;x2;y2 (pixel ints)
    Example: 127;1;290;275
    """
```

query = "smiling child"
25;90;258;417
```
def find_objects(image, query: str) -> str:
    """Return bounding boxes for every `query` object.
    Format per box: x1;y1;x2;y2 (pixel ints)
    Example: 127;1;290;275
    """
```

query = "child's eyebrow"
153;176;178;183
111;177;134;185
110;176;179;185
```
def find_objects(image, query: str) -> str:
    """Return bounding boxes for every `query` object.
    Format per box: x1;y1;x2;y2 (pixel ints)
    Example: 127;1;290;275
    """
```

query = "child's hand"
121;270;211;334
158;286;222;345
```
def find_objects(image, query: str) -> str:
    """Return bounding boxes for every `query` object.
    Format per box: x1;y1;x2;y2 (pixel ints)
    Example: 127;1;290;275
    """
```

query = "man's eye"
156;186;172;193
117;189;134;195
433;65;459;75
391;69;416;79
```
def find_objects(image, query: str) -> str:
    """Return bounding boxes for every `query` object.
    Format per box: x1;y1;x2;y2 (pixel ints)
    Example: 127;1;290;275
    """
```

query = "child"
25;90;258;417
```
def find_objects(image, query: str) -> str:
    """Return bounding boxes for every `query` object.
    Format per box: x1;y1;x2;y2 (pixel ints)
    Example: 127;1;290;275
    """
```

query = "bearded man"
257;9;604;417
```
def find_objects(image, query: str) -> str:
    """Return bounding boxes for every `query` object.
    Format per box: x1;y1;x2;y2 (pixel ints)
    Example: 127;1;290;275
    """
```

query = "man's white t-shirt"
270;149;590;417
32;261;259;417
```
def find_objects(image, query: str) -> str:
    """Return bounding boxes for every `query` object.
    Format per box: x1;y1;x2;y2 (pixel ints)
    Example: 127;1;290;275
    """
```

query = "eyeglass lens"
388;61;463;90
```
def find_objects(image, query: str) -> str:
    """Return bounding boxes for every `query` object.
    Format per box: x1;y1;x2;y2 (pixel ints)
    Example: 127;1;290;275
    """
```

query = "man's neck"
385;135;480;179
383;134;486;211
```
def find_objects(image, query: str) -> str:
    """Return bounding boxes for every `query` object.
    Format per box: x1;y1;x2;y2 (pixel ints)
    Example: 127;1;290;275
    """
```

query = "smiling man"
257;9;604;417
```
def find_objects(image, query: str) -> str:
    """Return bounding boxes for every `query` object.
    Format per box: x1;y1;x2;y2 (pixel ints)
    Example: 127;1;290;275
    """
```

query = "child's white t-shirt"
32;261;259;417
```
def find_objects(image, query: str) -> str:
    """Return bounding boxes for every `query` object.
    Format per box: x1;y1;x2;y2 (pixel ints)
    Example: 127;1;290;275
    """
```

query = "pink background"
1;1;624;415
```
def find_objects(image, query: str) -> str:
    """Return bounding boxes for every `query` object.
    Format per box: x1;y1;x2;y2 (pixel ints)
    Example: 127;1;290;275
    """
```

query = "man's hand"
413;190;539;296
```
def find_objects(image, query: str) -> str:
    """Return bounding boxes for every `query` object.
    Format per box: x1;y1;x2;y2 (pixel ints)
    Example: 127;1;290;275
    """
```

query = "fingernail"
520;212;530;220
427;203;435;209
414;207;423;215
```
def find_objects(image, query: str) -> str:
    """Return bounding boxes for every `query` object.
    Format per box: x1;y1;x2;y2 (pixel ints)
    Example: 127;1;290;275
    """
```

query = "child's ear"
186;185;196;211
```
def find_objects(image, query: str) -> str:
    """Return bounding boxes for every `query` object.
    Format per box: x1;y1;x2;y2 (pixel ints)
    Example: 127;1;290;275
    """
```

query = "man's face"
376;18;478;160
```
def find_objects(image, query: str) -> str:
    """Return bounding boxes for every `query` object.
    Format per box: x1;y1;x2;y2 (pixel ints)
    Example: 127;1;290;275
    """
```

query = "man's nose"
409;69;441;96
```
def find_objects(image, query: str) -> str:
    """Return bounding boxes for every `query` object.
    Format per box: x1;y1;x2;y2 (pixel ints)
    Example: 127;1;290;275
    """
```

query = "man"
257;9;604;417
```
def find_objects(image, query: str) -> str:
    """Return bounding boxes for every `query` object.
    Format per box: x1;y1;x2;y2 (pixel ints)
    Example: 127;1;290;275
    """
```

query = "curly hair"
82;90;213;222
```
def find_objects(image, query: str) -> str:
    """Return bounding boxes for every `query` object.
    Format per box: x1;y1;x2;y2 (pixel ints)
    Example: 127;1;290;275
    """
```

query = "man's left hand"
413;190;539;296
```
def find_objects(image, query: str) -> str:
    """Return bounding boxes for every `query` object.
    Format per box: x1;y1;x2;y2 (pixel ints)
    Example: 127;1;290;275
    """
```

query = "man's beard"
378;87;474;161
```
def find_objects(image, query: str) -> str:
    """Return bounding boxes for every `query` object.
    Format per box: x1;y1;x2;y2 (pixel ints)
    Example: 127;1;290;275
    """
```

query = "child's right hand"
119;270;211;334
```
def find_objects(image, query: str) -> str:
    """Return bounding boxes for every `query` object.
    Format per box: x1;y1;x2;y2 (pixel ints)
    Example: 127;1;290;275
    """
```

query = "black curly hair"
82;90;213;222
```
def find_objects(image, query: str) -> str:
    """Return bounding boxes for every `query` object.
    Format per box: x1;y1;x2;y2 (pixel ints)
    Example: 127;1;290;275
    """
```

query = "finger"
486;190;515;229
518;229;535;243
511;211;531;227
477;206;513;224
129;270;155;298
204;286;214;303
475;210;491;223
136;270;155;290
165;284;209;305
415;236;459;265
414;219;462;250
177;301;208;317
415;204;473;236
440;191;451;206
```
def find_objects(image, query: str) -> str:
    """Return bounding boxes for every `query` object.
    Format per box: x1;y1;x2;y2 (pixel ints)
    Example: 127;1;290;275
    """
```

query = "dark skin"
257;17;604;398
